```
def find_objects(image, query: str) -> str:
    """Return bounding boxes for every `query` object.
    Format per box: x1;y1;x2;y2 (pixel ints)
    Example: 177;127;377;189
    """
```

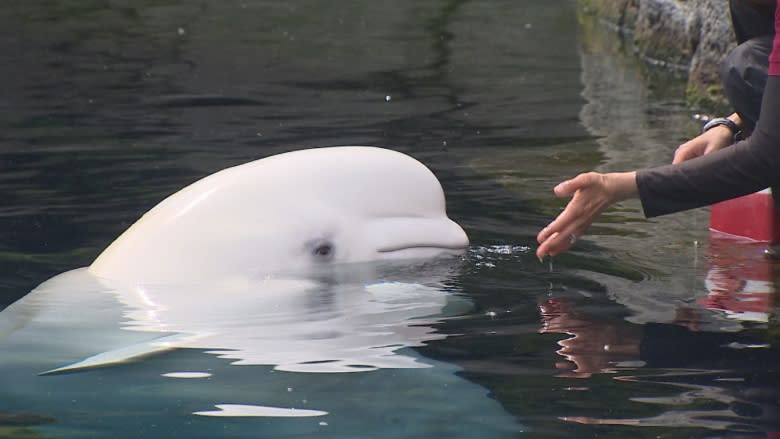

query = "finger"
537;192;594;258
537;213;573;244
537;216;570;249
536;231;576;259
672;147;695;164
536;232;560;260
552;173;594;198
537;194;587;244
537;179;579;245
537;173;597;258
552;179;574;198
537;222;556;244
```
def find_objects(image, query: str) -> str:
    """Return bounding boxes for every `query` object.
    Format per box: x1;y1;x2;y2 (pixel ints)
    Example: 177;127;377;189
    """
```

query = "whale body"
4;146;473;372
0;147;523;437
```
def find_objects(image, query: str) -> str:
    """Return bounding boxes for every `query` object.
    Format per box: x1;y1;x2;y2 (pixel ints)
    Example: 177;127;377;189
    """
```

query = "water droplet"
385;95;392;102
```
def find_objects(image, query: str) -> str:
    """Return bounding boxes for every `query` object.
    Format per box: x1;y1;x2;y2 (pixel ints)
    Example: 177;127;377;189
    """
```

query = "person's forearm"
637;76;780;217
609;171;638;202
638;141;767;217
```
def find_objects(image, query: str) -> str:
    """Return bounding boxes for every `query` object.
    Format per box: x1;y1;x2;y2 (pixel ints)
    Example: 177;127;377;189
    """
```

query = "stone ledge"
579;0;735;112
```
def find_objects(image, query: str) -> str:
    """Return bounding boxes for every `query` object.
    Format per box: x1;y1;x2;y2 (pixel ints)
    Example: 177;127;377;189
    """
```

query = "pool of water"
1;0;779;437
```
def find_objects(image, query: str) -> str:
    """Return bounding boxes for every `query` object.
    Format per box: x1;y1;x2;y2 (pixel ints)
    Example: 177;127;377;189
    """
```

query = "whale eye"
306;239;335;262
314;243;333;257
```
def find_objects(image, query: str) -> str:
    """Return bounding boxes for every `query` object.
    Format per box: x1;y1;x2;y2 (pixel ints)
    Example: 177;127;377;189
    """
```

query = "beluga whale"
0;147;525;437
2;146;471;372
89;146;469;285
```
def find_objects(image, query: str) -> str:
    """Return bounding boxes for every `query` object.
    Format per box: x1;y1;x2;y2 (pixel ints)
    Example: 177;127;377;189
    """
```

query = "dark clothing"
730;0;775;44
721;34;772;133
723;0;775;132
636;1;780;217
637;75;780;217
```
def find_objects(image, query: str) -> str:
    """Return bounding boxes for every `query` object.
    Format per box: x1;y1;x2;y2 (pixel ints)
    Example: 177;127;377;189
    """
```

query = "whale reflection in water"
22;261;470;376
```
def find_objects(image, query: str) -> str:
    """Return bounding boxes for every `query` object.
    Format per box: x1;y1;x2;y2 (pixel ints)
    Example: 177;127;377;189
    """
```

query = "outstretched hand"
536;171;638;260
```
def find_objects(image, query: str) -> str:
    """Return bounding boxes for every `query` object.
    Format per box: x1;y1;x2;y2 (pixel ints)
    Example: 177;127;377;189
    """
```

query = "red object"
709;189;780;244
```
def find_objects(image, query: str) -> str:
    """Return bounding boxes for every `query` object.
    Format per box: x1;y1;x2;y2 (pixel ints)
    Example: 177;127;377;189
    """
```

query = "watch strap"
702;117;742;139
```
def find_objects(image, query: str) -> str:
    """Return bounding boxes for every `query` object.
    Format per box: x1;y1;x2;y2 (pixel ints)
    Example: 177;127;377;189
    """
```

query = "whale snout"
370;217;469;260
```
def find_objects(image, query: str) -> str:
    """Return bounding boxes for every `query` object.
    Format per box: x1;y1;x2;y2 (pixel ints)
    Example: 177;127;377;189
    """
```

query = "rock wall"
579;0;735;111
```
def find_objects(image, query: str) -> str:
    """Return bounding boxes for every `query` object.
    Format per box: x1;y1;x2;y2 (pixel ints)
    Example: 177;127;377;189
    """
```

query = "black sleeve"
636;75;780;218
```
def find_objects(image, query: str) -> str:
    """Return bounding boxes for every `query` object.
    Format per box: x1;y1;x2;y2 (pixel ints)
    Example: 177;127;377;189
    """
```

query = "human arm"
672;113;743;164
638;74;780;217
536;75;780;258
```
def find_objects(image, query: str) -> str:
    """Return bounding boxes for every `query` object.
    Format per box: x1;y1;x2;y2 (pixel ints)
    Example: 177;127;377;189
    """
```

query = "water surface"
1;1;778;437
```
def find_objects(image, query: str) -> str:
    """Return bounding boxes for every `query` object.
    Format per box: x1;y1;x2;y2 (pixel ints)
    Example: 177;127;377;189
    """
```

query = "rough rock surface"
580;0;736;110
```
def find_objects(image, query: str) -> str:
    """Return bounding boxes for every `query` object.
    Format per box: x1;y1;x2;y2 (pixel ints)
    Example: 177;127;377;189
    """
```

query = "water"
1;0;778;437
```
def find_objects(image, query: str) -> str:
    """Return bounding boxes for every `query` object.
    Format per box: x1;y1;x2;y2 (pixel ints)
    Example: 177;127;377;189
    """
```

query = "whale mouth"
376;244;468;253
374;245;466;262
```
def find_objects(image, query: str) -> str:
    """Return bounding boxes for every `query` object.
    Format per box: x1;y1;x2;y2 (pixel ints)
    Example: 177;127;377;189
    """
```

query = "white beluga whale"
0;147;522;437
3;146;470;373
89;146;468;284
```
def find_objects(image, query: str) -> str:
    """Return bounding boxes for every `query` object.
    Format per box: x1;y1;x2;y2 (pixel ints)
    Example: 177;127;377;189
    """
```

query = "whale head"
88;146;468;284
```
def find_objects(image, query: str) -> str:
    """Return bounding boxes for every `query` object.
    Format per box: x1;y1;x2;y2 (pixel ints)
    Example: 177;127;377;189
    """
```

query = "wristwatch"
702;117;743;140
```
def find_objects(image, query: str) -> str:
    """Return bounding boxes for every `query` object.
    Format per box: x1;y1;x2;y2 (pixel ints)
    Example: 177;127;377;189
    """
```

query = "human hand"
536;171;637;260
672;116;740;164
